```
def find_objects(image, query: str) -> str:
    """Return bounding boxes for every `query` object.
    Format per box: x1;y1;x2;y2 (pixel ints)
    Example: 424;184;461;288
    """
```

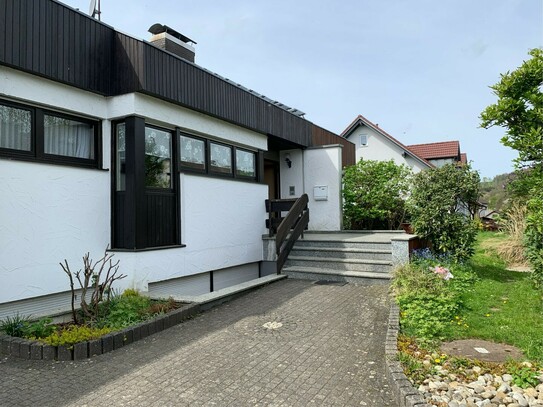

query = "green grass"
448;232;543;362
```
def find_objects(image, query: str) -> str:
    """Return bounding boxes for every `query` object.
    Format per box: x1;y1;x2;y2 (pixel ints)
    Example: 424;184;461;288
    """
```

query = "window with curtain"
236;149;256;178
210;142;232;175
0;104;32;152
0;99;100;168
44;115;95;159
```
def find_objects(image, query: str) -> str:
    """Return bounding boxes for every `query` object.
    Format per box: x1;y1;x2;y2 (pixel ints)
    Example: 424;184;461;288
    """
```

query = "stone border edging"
0;303;200;361
385;299;431;407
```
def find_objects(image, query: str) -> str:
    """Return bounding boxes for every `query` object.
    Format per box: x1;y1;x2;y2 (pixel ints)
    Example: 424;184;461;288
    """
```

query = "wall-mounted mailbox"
313;185;328;201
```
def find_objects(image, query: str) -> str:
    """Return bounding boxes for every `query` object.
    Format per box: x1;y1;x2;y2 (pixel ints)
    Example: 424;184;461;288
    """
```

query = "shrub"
525;191;543;287
0;314;31;337
408;163;480;262
100;294;152;330
23;317;57;339
343;159;411;230
41;325;111;348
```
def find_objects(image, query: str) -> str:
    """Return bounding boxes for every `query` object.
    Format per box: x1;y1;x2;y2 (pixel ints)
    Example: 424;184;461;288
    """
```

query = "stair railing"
273;194;309;273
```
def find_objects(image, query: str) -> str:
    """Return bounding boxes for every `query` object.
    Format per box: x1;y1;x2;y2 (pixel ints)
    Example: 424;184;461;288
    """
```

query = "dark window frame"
144;124;174;191
0;98;101;169
177;131;260;183
179;132;207;174
208;140;234;177
234;147;257;180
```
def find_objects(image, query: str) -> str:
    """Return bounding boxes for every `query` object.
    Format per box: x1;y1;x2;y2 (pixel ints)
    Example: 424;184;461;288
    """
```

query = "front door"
264;159;280;200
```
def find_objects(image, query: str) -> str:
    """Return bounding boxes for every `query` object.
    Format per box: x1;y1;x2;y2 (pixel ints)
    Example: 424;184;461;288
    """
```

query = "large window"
0;99;100;167
145;126;172;189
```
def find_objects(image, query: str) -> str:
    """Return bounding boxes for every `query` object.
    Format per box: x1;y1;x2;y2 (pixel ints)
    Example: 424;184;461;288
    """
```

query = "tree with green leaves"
408;163;480;262
480;48;543;286
342;159;411;230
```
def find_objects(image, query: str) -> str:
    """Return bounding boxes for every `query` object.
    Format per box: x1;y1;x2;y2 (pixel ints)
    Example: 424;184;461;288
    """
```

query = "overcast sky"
69;0;542;179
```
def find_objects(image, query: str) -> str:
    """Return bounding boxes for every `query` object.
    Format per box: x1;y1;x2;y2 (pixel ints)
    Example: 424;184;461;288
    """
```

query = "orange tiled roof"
460;153;467;163
406;141;460;160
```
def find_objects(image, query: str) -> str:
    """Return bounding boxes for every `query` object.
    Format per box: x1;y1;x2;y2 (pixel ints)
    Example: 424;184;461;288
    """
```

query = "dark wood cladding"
145;192;176;248
311;124;356;167
0;0;312;147
0;0;113;94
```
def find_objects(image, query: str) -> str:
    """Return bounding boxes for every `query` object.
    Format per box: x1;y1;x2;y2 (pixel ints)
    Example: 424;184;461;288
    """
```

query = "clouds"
67;0;542;177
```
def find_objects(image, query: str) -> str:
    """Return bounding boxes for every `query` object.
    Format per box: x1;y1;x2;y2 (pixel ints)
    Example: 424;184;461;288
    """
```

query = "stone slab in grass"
441;339;524;363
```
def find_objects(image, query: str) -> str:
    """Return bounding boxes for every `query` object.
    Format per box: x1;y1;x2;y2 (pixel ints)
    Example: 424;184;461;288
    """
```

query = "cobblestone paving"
0;279;397;407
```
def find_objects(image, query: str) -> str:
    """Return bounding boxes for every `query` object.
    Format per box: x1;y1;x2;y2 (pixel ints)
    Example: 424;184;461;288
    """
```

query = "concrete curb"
385;299;431;407
0;303;200;361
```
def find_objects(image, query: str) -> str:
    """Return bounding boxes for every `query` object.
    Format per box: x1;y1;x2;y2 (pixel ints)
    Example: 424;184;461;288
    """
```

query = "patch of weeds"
506;362;542;389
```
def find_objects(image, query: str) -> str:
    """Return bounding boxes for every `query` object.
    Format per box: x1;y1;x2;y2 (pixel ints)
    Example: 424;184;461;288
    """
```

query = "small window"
145;126;172;189
115;123;126;191
360;134;368;147
236;149;256;178
44;114;95;159
180;134;206;171
209;142;232;175
0;104;32;152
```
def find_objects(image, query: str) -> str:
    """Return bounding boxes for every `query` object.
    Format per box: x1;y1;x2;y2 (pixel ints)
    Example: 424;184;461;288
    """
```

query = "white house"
341;115;468;171
0;1;354;318
340;115;433;173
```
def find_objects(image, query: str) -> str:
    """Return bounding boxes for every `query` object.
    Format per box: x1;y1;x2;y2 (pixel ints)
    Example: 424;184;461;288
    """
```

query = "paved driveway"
0;279;396;406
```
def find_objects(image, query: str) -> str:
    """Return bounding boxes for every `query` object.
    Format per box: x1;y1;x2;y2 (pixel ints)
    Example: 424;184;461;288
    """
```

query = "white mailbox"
313;185;328;201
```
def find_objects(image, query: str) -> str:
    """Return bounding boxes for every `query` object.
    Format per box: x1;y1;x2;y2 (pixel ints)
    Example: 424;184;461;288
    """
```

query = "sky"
68;0;542;179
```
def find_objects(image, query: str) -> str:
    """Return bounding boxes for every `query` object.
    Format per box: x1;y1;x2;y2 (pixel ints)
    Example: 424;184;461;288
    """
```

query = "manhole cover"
441;339;524;362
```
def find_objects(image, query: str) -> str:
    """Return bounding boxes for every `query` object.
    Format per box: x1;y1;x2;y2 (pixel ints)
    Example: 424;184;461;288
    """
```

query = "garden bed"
0;302;198;361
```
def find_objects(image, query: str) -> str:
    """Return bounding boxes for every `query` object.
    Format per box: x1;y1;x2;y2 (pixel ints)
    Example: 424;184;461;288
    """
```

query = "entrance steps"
282;232;398;284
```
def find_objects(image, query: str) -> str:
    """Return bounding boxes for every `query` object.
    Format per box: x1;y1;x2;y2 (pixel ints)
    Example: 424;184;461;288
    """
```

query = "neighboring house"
406;141;467;168
0;1;354;318
341;115;433;173
341;115;468;172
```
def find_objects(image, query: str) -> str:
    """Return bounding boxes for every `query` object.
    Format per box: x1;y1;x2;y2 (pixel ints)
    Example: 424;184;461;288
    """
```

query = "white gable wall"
345;124;428;173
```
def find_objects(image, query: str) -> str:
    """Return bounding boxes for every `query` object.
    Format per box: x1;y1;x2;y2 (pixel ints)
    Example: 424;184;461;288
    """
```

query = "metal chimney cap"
148;23;197;45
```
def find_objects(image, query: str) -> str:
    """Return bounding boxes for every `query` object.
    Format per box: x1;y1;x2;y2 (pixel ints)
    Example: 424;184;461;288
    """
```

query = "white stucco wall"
0;161;111;303
0;66;270;306
345;124;429;173
279;149;304;199
303;146;343;231
114;175;268;291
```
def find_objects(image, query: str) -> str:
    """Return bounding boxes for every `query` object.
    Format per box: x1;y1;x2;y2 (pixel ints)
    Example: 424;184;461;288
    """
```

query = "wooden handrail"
274;194;309;272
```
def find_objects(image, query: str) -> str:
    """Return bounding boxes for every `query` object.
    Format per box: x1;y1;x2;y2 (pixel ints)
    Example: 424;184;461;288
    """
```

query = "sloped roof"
460;153;467;163
407;141;460;160
340;115;434;169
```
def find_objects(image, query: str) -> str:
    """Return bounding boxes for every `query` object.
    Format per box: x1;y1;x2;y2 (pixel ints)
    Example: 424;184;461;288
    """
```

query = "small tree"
60;247;126;324
480;48;543;286
343;159;411;230
408;163;480;262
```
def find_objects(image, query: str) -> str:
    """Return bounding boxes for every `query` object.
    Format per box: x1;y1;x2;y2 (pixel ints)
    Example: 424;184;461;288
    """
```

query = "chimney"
148;23;197;63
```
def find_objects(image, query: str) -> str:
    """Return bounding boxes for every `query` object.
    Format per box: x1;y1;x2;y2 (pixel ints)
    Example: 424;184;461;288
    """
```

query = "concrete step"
283;266;391;285
289;246;392;261
285;256;392;273
294;239;392;251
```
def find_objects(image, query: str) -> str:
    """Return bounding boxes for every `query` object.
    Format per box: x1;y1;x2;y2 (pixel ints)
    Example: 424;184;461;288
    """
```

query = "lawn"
449;231;543;362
